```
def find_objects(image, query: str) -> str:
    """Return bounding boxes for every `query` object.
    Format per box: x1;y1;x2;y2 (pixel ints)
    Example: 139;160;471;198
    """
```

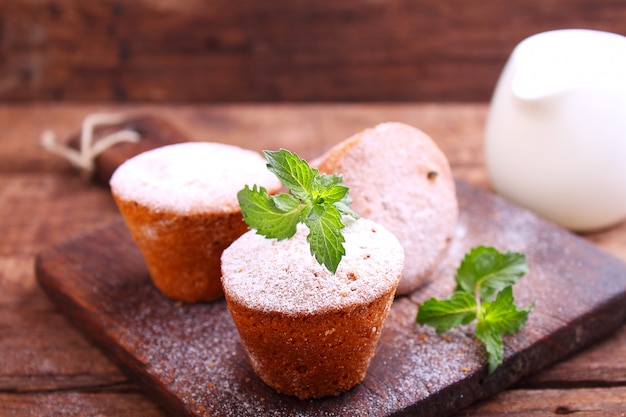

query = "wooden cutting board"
35;180;626;417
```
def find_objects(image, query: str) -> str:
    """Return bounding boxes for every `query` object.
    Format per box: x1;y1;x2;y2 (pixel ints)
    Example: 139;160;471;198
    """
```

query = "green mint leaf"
455;246;528;300
476;286;533;373
270;193;301;213
334;200;358;218
314;184;349;205
313;173;359;217
263;149;315;200
304;204;345;274
416;246;533;374
313;174;359;218
475;319;504;374
237;185;303;240
480;286;534;336
239;149;357;274
416;292;477;333
313;172;343;188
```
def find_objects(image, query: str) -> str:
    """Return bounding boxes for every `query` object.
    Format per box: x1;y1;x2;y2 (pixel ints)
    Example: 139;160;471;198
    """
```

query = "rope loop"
41;113;141;179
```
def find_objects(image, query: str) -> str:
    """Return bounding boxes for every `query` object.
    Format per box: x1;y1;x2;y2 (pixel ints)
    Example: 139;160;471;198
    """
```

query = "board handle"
69;115;189;185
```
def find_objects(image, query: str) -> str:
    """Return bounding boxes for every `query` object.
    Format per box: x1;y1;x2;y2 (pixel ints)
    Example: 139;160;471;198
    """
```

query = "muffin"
109;142;281;302
314;122;458;295
221;217;404;399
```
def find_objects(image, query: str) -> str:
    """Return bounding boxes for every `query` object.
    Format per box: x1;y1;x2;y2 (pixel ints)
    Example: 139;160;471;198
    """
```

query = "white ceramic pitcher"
485;29;626;232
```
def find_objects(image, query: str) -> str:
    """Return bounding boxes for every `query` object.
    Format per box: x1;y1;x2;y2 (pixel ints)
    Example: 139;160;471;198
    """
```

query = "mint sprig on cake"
238;148;358;274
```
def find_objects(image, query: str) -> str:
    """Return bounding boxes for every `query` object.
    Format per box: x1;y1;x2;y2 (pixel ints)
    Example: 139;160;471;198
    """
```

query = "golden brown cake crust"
113;195;249;302
226;289;395;399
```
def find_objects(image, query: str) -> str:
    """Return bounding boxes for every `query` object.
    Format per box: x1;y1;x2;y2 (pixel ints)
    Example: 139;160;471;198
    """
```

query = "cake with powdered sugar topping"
221;217;404;399
314;122;458;295
109;141;281;302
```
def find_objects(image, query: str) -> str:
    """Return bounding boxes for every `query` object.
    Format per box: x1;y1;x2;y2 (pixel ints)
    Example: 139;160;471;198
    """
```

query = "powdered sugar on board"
221;218;404;315
35;179;626;417
109;142;281;214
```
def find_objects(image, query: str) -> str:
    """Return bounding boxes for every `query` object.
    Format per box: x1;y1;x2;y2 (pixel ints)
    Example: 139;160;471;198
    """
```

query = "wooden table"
2;103;625;416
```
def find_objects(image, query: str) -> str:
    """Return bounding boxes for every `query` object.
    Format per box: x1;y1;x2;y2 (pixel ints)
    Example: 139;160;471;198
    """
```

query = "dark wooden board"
35;180;626;417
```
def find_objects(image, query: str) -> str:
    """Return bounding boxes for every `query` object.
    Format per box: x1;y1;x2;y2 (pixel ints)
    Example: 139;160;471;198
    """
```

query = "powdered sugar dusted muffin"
221;217;404;399
314;122;458;295
110;142;281;302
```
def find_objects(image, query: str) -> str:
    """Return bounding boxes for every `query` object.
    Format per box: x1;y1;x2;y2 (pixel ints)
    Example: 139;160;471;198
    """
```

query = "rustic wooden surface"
2;103;626;416
34;179;626;417
1;0;625;102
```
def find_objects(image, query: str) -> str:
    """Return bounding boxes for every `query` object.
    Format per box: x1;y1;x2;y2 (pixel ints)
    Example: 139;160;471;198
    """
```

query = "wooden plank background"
1;0;625;102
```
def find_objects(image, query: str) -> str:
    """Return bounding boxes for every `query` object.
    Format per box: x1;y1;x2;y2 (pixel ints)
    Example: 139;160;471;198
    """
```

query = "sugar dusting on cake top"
110;142;281;214
221;217;404;315
314;122;458;295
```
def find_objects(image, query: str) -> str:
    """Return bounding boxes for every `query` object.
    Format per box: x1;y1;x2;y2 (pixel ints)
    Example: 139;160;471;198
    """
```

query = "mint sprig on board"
416;246;534;373
237;149;358;274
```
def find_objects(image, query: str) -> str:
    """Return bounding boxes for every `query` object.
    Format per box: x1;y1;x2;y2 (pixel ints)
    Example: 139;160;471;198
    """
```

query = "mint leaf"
416;246;533;373
455;246;528;300
334;200;356;217
313;172;343;188
479;286;533;335
305;205;346;273
239;149;358;274
416;292;477;333
475;319;504;374
263;149;314;200
312;172;358;218
476;286;533;373
237;185;303;239
271;193;303;214
314;184;349;205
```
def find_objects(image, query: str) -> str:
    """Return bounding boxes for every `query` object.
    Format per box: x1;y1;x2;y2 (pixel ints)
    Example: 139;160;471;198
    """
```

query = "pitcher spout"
510;29;626;103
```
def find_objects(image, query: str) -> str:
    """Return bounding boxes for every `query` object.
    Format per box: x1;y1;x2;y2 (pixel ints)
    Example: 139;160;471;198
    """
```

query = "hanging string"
41;113;141;179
